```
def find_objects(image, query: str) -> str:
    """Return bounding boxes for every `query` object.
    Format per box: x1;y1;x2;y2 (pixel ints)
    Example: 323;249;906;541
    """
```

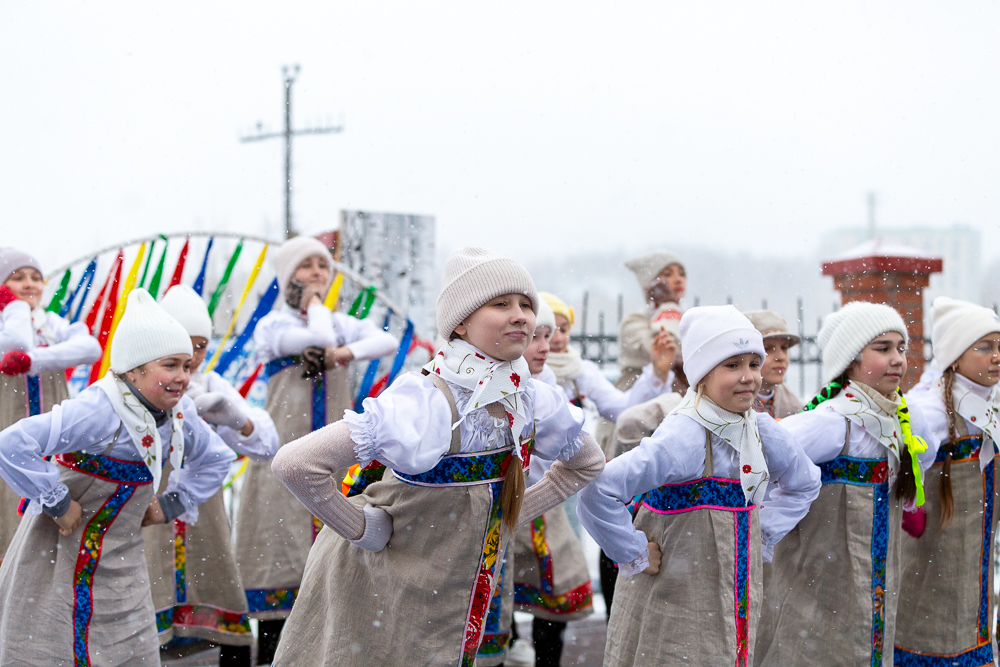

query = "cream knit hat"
272;236;334;301
743;310;802;346
160;285;213;340
436;247;538;338
817;302;907;384
625;251;684;289
535;298;556;334
110;289;193;373
931;297;1000;371
0;247;43;282
679;305;765;389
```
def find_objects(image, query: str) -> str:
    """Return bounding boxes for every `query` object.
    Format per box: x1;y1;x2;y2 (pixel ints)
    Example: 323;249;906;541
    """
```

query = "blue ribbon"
191;237;214;297
384;319;414;388
61;259;96;321
214;278;280;376
353;311;392;413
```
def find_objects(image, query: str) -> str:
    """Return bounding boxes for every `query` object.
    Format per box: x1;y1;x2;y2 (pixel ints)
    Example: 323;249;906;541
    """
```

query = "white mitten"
193;392;248;431
349;504;393;552
184;380;207;400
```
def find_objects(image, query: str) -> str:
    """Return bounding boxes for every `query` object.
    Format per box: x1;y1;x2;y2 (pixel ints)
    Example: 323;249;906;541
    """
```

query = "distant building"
820;224;981;304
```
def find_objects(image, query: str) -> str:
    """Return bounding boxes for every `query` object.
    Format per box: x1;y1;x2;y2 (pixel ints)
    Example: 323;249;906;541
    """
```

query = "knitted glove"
0;285;17;312
183;380;207;401
0;351;31;376
349;503;393;552
193;392;248;431
301;346;326;379
901;506;926;538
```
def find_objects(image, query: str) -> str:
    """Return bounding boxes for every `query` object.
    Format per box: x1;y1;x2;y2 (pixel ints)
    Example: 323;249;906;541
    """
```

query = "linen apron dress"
755;420;903;666
0;447;159;666
0;370;69;561
272;373;534;667
144;460;252;646
233;356;350;619
605;429;762;667
893;427;1000;666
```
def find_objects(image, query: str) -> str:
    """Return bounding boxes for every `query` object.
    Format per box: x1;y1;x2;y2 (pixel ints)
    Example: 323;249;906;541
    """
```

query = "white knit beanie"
160;285;213;340
679;305;765;389
535;298;556;334
272;236;334;301
436;247;538;338
931;297;1000;371
625;251;684;289
0;247;43;282
817;302;908;384
110;289;193;373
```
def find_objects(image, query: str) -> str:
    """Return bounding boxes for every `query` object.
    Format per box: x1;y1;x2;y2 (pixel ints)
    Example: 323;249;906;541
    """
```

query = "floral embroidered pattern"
172;604;252;638
344;461;387;497
641;477;750;514
460;478;505;667
934;435;983;464
73;483;138;667
870;480;889;667
977;459;995;645
734;510;751;667
394;447;515;487
819;456;889;486
510;372;520;388
245;588;298;613
26;374;41;417
57;451;154;485
174;520;187;604
478;551;510;659
141;435;154;449
893;643;995;666
513;581;594;617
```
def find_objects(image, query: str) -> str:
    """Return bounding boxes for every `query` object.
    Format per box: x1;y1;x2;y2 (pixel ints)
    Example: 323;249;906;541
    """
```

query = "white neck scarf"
95;373;185;490
546;347;583;385
423;340;531;460
31;306;55;346
935;374;1000;472
672;389;769;505
823;380;902;478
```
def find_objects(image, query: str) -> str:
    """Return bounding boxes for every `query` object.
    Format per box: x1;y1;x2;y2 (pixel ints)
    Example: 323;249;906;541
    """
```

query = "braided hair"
937;367;957;527
802;373;850;412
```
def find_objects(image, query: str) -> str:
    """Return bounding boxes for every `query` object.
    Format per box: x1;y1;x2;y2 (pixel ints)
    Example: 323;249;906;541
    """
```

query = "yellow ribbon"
222;455;249;490
324;272;344;310
897;390;928;507
203;244;268;374
97;243;146;378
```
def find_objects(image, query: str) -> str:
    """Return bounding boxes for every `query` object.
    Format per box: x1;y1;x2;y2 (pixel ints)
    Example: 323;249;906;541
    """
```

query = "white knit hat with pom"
817;302;907;384
160;284;213;340
436;247;538;338
535;298;556;334
110;289;193;373
679;305;765;389
931;297;1000;371
272;236;334;302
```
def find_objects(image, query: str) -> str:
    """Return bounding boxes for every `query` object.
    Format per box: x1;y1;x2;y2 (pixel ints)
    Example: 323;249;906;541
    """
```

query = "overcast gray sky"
2;2;998;271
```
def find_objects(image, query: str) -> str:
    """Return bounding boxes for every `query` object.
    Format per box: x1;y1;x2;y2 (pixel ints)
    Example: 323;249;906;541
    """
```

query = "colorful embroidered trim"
934;435;984;464
393;447;516;487
155;607;173;634
57;451;154;485
734;510;751;667
511;514;594;616
870;480;890;667
977;459;995;645
26;374;41;416
460;478;505;667
245;588;298;614
344;461;386;497
264;355;327;432
174;520;187;604
893;642;995;666
172;604;253;638
641;477;751;514
819;456;889;486
312;515;324;542
73;483;137;667
478;550;510;659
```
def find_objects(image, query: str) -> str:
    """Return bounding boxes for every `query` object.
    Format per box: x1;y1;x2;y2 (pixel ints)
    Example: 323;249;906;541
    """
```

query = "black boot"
257;619;285;665
219;643;252;667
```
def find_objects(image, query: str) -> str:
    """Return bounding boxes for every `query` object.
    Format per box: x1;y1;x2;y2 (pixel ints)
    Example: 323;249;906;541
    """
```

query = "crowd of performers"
0;239;997;667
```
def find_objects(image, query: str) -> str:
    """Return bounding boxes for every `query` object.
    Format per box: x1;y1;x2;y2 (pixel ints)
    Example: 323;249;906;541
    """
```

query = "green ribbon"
147;237;170;299
46;269;72;313
208;239;244;317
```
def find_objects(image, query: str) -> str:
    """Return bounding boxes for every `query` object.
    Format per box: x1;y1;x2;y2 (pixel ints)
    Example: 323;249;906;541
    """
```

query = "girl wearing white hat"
894;298;1000;665
233;236;398;662
577;305;821;666
0;247;102;561
755;301;939;667
267;247;605;667
0;289;234;666
141;284;279;665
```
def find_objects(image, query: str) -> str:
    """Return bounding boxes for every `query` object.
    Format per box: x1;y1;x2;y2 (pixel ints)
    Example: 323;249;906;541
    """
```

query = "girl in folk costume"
234;236;397;662
578;305;821;666
743;310;804;419
477;299;557;667
894;298;1000;665
144;285;279;666
0;247;101;561
755;302;938;667
267;247;605;667
0;289;234;666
